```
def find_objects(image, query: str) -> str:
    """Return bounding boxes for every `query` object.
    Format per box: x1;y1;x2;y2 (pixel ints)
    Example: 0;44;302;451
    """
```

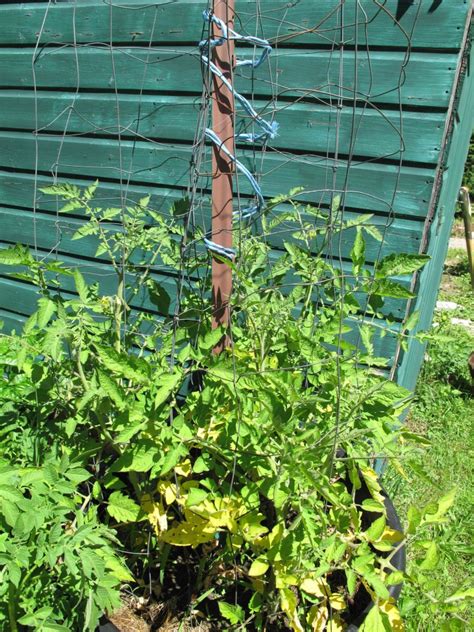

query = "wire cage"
0;2;473;629
0;0;472;391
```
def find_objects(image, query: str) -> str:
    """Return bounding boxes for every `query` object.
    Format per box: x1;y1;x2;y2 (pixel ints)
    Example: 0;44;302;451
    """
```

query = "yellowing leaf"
237;511;268;543
307;605;328;632
275;572;299;589
141;493;167;531
327;616;344;631
264;523;285;548
300;578;326;597
373;526;405;552
175;459;192;477
380;599;404;631
196;418;223;442
248;557;270;577
159;496;243;547
280;587;304;632
160;516;215;547
360;466;385;505
208;508;236;530
329;593;346;611
147;502;168;535
157;481;177;506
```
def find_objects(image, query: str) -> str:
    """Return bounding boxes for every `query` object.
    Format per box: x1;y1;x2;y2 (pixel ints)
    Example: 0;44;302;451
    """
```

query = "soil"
107;595;214;632
440;244;469;297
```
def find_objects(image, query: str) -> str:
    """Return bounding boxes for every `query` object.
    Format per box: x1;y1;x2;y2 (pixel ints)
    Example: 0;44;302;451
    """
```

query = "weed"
387;248;474;631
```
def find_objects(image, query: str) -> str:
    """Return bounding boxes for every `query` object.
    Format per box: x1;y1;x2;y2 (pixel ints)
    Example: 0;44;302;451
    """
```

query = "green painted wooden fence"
0;0;472;389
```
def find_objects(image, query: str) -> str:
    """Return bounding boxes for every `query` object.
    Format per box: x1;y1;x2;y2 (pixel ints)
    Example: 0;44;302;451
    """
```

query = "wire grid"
23;0;424;597
25;0;424;419
23;7;426;361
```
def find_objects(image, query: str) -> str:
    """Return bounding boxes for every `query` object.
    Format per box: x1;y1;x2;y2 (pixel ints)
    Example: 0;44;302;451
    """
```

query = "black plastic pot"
99;455;405;632
346;487;406;631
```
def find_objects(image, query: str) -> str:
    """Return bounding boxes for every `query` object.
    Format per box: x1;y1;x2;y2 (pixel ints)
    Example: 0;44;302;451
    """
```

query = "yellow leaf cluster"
159;496;245;548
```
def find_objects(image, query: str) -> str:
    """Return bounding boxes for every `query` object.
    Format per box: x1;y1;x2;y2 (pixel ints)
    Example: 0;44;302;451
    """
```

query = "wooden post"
211;0;235;352
459;187;474;289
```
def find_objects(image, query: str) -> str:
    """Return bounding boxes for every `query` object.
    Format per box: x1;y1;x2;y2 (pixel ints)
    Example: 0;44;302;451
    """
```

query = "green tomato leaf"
407;505;422;535
45;625;73;632
365;515;386;542
359;604;391;631
98;370;126;410
64;467;91;484
96;346;148;384
372;279;415;299
107;491;142;523
112;444;157;473
7;561;21;588
39;183;80;198
148;280;171;314
360;324;374;356
0;245;34;266
154;370;183;408
331;194;341;213
83;179;99;201
248;591;263;613
193;455;210;474
350;227;365;275
36;297;56;329
73;270;88;303
218;601;245;625
419;541;439;571
345;569;357;597
403;309;420;332
375;253;430;279
160;444;188;476
198;327;225;352
186;487;208;507
361;499;385;514
386;571;404;586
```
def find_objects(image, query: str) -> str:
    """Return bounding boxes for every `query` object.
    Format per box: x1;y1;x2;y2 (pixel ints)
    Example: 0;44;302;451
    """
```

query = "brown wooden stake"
459;187;474;290
211;0;235;353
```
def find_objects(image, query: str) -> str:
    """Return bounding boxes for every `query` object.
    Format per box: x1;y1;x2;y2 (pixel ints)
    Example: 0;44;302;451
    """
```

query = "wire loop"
199;9;277;258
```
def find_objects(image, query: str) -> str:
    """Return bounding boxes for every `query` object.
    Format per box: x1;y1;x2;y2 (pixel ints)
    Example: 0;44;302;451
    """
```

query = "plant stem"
115;278;124;354
8;583;18;632
76;345;89;392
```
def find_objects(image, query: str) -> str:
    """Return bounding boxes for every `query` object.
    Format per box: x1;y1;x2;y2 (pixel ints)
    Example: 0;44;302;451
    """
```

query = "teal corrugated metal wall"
0;0;472;386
